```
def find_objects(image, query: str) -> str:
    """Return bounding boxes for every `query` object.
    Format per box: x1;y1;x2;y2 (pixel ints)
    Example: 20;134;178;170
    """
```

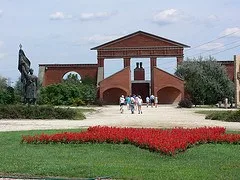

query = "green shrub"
0;105;81;119
38;83;97;106
206;111;228;120
178;98;193;108
0;87;16;105
225;110;240;122
95;98;104;106
205;110;240;122
72;98;85;106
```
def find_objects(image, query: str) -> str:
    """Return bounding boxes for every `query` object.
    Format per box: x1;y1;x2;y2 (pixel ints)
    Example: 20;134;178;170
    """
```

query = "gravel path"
1;105;240;132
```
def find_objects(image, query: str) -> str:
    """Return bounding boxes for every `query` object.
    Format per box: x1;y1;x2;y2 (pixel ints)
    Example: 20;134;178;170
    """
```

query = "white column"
234;55;240;107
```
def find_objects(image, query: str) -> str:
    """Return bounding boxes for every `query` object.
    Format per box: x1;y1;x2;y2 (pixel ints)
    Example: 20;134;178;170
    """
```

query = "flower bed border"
21;126;240;155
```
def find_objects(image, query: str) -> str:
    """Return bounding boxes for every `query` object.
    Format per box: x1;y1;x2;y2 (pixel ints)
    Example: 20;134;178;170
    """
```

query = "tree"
0;76;15;104
38;75;97;106
14;77;24;102
0;76;7;90
175;56;234;105
63;73;81;84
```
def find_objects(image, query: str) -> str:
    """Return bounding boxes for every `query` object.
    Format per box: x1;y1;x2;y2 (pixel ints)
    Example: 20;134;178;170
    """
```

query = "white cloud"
221;27;240;37
79;11;117;21
85;34;121;44
153;9;190;25
207;15;219;21
198;43;224;51
49;11;72;20
0;10;3;17
75;34;123;46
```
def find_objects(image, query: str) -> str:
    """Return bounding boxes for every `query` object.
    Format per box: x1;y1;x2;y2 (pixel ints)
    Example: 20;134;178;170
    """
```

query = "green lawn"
0;105;95;120
74;108;96;120
195;110;240;122
0;129;240;180
195;110;231;115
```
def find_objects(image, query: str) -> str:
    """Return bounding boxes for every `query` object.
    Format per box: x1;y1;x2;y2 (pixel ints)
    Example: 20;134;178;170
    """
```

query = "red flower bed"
21;126;240;155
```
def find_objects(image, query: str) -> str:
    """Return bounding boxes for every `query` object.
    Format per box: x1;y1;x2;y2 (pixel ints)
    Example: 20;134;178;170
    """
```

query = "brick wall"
153;67;184;104
99;67;131;104
39;64;98;86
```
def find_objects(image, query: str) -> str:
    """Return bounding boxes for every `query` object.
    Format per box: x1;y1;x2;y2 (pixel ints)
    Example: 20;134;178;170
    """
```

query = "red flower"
21;126;240;156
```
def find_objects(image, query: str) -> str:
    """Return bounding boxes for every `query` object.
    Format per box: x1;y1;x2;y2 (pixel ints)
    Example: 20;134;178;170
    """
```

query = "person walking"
126;95;131;110
119;95;125;113
146;96;150;107
154;96;158;108
130;96;135;114
137;95;143;114
150;94;154;108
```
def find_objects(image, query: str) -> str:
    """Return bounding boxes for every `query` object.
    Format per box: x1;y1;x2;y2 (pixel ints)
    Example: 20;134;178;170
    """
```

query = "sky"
0;0;240;84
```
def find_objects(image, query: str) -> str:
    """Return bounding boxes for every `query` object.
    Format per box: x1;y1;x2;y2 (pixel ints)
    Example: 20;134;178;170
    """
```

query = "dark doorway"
132;82;150;101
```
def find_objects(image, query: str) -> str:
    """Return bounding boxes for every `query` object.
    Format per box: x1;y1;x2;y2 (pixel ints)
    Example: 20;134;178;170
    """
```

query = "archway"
62;71;81;81
157;87;181;104
103;88;127;104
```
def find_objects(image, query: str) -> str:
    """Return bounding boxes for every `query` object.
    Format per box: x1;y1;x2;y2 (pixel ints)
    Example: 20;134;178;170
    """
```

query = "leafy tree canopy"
38;74;97;106
175;56;234;105
0;76;7;90
0;76;15;104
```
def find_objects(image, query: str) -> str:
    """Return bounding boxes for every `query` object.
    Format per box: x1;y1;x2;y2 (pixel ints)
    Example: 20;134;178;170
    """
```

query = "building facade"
39;31;190;104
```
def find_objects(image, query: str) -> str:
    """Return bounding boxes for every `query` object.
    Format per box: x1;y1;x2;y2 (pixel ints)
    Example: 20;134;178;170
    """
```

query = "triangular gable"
99;67;131;86
154;67;184;82
99;67;131;94
91;31;190;50
153;67;184;98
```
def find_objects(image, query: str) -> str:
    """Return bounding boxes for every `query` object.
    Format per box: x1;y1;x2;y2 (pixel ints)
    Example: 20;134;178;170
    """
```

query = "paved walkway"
1;105;240;132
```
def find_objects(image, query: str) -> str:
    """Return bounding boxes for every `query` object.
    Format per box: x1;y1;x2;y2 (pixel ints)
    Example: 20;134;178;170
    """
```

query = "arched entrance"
38;64;98;86
39;31;189;104
62;71;81;81
103;88;127;104
157;87;182;104
91;31;189;103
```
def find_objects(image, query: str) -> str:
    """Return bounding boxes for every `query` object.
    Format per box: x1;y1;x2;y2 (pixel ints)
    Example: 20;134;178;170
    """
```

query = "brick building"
218;61;234;82
39;31;190;104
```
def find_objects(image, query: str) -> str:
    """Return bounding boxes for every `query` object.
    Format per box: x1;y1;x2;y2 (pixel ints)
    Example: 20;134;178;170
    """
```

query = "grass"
195;110;231;115
0;129;240;180
0;105;95;120
192;105;217;108
74;108;95;120
195;110;240;122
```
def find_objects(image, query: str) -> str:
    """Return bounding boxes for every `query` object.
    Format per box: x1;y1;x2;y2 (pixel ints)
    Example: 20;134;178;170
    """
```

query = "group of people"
145;94;158;108
119;94;158;114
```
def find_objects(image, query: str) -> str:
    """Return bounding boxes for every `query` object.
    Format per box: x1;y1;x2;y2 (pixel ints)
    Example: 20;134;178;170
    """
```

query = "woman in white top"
137;95;143;114
154;96;158;108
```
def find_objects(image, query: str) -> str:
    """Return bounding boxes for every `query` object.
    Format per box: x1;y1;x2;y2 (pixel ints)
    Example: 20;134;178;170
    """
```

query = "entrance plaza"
1;105;240;132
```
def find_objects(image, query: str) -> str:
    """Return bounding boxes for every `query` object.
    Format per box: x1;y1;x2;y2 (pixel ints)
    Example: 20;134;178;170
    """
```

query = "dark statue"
18;44;38;104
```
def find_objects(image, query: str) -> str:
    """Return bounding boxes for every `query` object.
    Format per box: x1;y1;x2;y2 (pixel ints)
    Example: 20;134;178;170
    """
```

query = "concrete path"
1;105;240;132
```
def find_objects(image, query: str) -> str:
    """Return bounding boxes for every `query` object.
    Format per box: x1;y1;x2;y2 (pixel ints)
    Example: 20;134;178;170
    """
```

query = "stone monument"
18;44;38;104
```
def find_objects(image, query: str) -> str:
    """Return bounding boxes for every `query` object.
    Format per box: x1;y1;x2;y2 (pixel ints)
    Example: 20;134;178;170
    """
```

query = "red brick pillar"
124;57;131;67
99;87;103;99
97;57;104;102
177;56;183;66
98;57;105;67
150;57;157;96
